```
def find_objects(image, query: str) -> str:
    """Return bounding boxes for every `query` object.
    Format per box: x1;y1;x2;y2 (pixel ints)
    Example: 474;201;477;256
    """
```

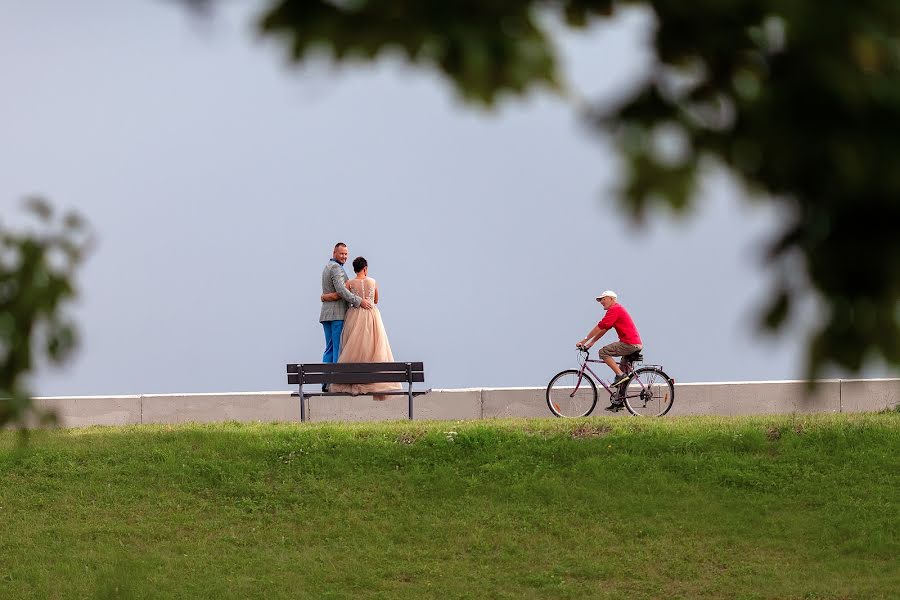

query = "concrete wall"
140;392;299;425
33;395;142;428
27;378;899;427
669;380;843;417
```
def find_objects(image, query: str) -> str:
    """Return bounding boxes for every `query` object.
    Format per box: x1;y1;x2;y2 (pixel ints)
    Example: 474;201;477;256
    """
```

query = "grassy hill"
1;413;897;599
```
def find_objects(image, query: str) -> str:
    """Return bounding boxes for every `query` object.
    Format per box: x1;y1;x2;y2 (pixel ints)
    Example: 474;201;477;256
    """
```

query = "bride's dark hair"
352;256;368;273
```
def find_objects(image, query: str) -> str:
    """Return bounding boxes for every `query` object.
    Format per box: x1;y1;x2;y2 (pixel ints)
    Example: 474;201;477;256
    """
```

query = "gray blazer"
319;260;362;322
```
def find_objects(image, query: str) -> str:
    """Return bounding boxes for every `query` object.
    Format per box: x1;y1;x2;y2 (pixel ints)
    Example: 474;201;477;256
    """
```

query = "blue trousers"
322;320;344;363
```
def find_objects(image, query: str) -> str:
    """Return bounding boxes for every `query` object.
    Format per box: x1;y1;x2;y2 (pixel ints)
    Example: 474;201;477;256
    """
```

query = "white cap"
596;290;617;300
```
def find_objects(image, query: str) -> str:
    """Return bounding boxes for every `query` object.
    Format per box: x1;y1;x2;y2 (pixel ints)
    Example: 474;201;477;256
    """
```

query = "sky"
1;2;874;396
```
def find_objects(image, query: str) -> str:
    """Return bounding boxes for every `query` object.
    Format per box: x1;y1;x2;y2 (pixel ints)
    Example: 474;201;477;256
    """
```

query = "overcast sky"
3;2;878;396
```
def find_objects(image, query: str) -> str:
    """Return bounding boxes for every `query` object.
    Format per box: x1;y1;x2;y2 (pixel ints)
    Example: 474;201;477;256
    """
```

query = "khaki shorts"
597;342;642;358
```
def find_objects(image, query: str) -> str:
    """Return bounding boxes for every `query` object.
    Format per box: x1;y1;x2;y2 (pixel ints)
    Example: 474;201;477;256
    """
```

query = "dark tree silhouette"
0;200;90;427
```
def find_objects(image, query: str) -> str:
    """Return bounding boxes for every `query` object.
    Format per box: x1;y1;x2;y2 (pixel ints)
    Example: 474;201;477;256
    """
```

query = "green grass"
1;414;898;599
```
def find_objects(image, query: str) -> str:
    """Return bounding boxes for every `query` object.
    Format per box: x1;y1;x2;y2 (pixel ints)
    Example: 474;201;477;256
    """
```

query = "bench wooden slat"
288;372;425;385
286;362;423;374
298;390;431;398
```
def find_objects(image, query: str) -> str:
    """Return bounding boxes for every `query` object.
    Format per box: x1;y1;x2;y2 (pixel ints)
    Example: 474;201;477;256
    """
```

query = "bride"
322;256;401;398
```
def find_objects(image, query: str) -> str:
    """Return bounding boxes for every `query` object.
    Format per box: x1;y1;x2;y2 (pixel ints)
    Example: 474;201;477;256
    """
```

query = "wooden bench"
286;362;430;422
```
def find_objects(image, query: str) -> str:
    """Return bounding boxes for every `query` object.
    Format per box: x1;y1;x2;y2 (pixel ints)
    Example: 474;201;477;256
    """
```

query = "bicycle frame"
571;352;648;400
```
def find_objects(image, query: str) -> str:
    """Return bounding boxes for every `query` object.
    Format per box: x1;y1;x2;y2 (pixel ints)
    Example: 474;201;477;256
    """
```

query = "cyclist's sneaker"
611;373;629;387
604;401;624;412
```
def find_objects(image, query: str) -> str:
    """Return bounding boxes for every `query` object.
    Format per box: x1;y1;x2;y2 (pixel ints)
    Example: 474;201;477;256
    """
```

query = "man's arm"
577;326;609;349
321;281;353;302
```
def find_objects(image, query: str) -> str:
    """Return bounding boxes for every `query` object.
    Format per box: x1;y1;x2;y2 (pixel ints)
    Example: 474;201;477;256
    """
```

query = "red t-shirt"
598;303;642;345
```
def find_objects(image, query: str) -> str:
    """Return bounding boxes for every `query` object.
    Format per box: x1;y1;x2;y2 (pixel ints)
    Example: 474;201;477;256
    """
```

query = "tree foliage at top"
208;0;898;377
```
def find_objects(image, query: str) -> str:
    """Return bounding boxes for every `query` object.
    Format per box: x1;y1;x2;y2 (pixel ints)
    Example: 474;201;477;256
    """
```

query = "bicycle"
546;348;675;417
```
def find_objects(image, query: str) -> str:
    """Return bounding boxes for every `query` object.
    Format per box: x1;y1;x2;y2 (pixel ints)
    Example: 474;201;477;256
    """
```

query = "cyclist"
576;290;643;401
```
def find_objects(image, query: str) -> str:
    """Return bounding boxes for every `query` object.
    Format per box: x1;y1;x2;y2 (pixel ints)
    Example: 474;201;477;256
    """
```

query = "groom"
320;242;372;368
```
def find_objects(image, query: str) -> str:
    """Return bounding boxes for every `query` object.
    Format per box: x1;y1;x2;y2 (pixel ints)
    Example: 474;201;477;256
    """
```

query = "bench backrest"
287;362;425;386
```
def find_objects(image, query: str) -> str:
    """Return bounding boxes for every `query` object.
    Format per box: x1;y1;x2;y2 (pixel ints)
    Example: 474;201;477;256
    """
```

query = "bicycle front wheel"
547;369;598;417
620;367;675;417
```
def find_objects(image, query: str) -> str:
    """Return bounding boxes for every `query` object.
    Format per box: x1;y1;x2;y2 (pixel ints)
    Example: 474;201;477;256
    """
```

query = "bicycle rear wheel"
546;369;598;417
620;367;674;417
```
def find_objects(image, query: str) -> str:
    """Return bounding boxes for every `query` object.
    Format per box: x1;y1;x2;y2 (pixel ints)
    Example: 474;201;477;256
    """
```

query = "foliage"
183;0;900;377
0;199;90;427
1;416;897;598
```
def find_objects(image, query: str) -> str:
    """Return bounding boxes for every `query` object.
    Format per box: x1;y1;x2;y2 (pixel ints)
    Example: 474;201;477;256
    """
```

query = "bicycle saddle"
625;351;643;362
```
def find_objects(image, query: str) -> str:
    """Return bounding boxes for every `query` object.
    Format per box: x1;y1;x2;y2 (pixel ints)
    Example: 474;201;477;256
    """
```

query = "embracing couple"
319;242;400;398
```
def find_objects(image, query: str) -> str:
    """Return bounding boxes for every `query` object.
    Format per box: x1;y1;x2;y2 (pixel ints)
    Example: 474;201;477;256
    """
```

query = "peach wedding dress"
330;277;402;398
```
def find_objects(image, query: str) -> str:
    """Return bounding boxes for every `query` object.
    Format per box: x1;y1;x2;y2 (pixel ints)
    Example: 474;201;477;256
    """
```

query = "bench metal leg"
299;364;306;422
406;362;413;420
